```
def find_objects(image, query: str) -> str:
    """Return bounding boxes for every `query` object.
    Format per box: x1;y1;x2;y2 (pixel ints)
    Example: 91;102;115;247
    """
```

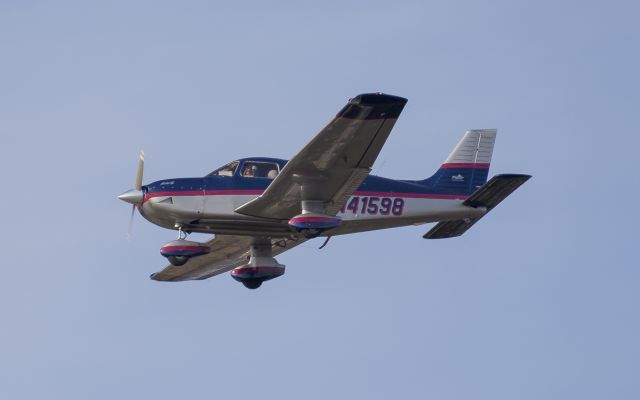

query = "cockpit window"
240;161;280;179
208;161;239;177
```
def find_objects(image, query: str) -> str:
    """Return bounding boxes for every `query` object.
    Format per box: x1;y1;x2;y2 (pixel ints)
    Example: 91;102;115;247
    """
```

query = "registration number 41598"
339;196;405;216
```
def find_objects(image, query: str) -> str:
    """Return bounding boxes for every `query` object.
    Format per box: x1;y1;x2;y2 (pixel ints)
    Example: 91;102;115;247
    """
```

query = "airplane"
118;93;530;289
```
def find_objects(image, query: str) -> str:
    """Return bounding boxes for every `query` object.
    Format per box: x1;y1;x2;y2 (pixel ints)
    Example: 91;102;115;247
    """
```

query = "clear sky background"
1;1;638;399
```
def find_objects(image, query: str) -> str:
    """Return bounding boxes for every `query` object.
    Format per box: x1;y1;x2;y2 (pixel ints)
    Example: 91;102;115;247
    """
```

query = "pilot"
243;164;256;177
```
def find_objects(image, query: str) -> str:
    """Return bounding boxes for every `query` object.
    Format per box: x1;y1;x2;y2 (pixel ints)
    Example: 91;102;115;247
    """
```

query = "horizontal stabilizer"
422;217;482;239
423;174;531;239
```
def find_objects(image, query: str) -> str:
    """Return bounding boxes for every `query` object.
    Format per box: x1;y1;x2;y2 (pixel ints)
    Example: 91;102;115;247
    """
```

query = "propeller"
134;150;144;191
127;202;137;239
118;151;145;238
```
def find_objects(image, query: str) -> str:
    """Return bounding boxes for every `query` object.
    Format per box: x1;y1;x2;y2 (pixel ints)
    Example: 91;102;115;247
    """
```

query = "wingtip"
349;92;408;105
338;93;408;120
494;173;532;181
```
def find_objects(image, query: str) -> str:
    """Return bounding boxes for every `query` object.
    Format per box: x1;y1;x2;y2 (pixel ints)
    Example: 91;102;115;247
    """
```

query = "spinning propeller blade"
127;205;137;239
134;150;145;191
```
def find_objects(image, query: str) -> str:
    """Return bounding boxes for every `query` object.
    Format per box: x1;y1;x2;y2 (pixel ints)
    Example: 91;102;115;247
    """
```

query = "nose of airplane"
118;150;146;205
117;188;144;204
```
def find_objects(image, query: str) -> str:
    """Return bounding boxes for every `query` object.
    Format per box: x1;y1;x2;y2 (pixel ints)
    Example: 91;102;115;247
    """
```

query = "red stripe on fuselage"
440;163;490;169
144;189;468;202
204;190;263;196
353;191;469;200
144;189;263;203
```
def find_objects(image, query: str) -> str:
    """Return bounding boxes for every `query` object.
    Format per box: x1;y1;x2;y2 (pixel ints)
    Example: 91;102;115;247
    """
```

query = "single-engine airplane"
118;93;530;289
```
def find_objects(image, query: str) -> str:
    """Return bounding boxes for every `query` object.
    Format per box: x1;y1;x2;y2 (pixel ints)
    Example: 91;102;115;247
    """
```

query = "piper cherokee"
118;93;530;289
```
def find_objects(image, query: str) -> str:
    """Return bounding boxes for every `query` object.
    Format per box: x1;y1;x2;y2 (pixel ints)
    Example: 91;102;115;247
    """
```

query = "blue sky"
0;1;638;399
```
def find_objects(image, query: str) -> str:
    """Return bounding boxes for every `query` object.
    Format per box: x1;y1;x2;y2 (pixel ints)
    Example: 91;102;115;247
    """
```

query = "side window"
241;162;279;179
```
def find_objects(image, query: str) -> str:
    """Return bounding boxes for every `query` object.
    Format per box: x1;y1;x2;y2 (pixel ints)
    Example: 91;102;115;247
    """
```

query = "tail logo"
451;174;465;182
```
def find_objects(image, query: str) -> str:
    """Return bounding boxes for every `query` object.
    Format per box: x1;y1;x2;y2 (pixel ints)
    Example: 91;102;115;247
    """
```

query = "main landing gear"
300;228;322;239
167;255;189;266
287;200;342;239
230;240;285;289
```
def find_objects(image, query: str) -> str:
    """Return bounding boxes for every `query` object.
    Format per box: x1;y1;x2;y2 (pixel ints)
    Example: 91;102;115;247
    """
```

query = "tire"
301;228;322;239
168;255;189;266
243;281;262;289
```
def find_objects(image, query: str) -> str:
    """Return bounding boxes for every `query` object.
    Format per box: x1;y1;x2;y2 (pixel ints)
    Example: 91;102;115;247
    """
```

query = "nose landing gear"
160;226;210;266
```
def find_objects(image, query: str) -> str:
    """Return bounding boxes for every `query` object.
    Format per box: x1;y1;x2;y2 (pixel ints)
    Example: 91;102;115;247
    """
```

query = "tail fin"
421;129;497;196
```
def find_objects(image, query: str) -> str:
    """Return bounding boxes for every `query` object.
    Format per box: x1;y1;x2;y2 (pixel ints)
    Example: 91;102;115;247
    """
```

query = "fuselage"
139;157;486;237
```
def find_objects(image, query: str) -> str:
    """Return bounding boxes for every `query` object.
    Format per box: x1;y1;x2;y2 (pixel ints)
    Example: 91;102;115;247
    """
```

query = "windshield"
207;161;239;177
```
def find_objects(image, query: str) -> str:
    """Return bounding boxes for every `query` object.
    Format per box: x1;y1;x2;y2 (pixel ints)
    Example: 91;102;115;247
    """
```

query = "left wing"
235;93;408;219
150;235;306;282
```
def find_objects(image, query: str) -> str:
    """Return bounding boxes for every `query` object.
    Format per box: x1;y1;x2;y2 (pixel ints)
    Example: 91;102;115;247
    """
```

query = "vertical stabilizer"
421;129;497;195
443;129;496;167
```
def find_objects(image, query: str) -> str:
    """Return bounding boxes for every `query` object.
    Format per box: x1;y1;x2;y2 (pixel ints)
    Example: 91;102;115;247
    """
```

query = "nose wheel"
168;226;191;266
160;225;210;266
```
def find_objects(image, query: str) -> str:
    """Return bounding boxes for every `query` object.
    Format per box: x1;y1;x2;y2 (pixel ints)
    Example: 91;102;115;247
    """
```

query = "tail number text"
340;197;404;216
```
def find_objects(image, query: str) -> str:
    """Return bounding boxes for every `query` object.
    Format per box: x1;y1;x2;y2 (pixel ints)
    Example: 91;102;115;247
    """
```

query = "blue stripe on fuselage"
144;159;489;197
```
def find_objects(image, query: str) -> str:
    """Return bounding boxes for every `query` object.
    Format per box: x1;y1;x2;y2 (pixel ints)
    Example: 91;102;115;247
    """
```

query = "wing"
150;235;307;282
235;93;408;219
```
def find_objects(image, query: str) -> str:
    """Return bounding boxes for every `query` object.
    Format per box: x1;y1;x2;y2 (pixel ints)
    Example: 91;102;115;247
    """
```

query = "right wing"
150;234;307;282
235;93;408;219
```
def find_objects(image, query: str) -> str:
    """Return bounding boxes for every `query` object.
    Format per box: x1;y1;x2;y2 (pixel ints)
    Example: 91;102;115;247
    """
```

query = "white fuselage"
140;191;485;237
